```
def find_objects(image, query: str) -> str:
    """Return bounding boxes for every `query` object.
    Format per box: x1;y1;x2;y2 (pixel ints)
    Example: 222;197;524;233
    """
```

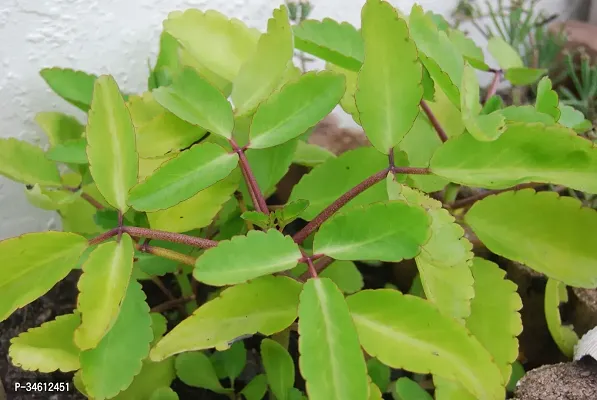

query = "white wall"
0;0;583;238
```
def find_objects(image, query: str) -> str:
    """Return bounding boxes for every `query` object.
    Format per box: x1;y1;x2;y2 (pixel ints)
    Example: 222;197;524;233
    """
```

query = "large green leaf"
261;338;295;400
505;67;547;86
153;67;234;139
147;170;239;233
314;201;429;262
289;147;388;220
175;352;230;393
249;71;345;149
387;179;474;322
129;143;238;211
293;140;336;167
466;189;597;287
466;258;523;382
356;0;423;154
35;112;84;146
433;377;476;400
75;234;134;350
232;6;293;116
194;229;301;286
86;75;138;212
40;68;97;111
448;29;488;71
487;37;523;70
46;138;88;165
320;260;364;294
8;313;81;372
0;138;61;186
298;278;369;400
394;377;433;400
293;18;363;72
500;105;555;125
0;232;88;322
545;279;579;357
347;289;505;399
163;9;261;84
80;281;153;400
430;123;597;194
326;63;360;124
150;276;302;360
535;77;561;120
241;374;268;400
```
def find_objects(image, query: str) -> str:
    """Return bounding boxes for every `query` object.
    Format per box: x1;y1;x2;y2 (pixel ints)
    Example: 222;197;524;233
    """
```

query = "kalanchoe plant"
1;0;597;399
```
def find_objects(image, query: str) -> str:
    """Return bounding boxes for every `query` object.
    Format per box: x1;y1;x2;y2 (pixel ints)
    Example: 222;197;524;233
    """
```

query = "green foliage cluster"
1;1;596;399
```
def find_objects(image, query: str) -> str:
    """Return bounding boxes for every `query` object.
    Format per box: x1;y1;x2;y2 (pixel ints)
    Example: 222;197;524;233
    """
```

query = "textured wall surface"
0;0;579;238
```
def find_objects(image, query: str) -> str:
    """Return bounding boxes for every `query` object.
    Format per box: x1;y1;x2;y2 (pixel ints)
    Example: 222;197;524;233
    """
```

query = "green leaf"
277;199;310;225
347;289;505;399
150;276;302;360
241;374;268;400
448;30;488;71
394;377;432;400
500;105;555;125
507;361;525;392
535;77;561;120
293;18;363;72
367;358;390;393
461;63;506;141
244;138;298;196
46;138;88;165
368;380;383;400
154;31;181;72
261;338;295;400
433;377;476;400
86;75;138;212
211;340;247;383
326;63;360;123
0;138;61;186
232;6;293;116
153;67;234;139
293;141;336;167
558;104;592;133
504;67;547;86
0;232;88;322
8;313;81;372
194;229;301;286
314;201;430;262
482;96;504;115
147;170;239;233
249;71;345;149
35;112;84;146
75;234;135;350
24;185;80;211
39;68;97;111
466;189;597;287
466;258;523;382
320;260;364;294
545;279;579;357
424;86;465;137
387;179;474;322
150;387;179;400
175;352;230;393
289;147;388;220
487;37;523;70
430;123;597;194
163;9;261;84
129;143;238;211
80;281;153;400
356;0;423;154
241;211;272;230
298;278;369;400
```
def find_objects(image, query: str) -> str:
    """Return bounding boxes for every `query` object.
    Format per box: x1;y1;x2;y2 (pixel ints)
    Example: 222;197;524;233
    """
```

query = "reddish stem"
300;256;334;281
230;139;268;214
63;186;104;210
420;100;449;143
306;257;318;278
447;183;541;210
88;226;218;249
484;69;503;105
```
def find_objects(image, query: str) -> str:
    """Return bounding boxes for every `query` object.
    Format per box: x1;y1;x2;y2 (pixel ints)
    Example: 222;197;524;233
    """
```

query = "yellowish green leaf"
487;37;524;69
535;77;561;120
40;68;97;111
35;112;84;146
545;278;579;357
261;338;295;400
0;138;61;186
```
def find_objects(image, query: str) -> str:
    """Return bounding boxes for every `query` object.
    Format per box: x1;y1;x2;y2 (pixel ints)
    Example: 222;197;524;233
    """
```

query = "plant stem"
484;69;503;104
149;276;177;301
420;101;449;142
139;243;197;267
230;139;268;214
175;268;198;315
235;191;254;230
306;257;318;278
299;256;334;280
63;186;104;210
151;296;196;313
88;226;218;249
447;182;541;210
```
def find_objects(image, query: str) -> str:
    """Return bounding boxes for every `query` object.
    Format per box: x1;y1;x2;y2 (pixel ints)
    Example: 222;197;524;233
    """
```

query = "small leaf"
211;340;247;383
261;338;295;400
129;143;238;211
24;185;81;211
46;138;88;165
466;189;597;287
394;377;432;400
293;141;336;167
249;71;345;149
558;104;592;133
278;199;310;224
241;211;272;230
368;380;383;400
313;201;430;262
241;374;268;400
80;281;153;400
86;75;138;212
175;352;229;393
505;67;547;86
500;105;555;125
356;0;423;154
150;387;179;400
466;258;523;382
9;313;81;372
367;358;390;393
430;123;597;194
150;276;302;360
232;6;294;116
507;361;526;392
320;260;364;294
35;112;84;146
347;289;505;399
194;229;301;286
0;232;88;322
0;138;61;186
293;18;363;71
545;279;579;357
482;96;504;115
535;77;561;120
40;68;97;111
75;234;135;350
487;37;523;70
153;67;234;139
298;278;369;400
